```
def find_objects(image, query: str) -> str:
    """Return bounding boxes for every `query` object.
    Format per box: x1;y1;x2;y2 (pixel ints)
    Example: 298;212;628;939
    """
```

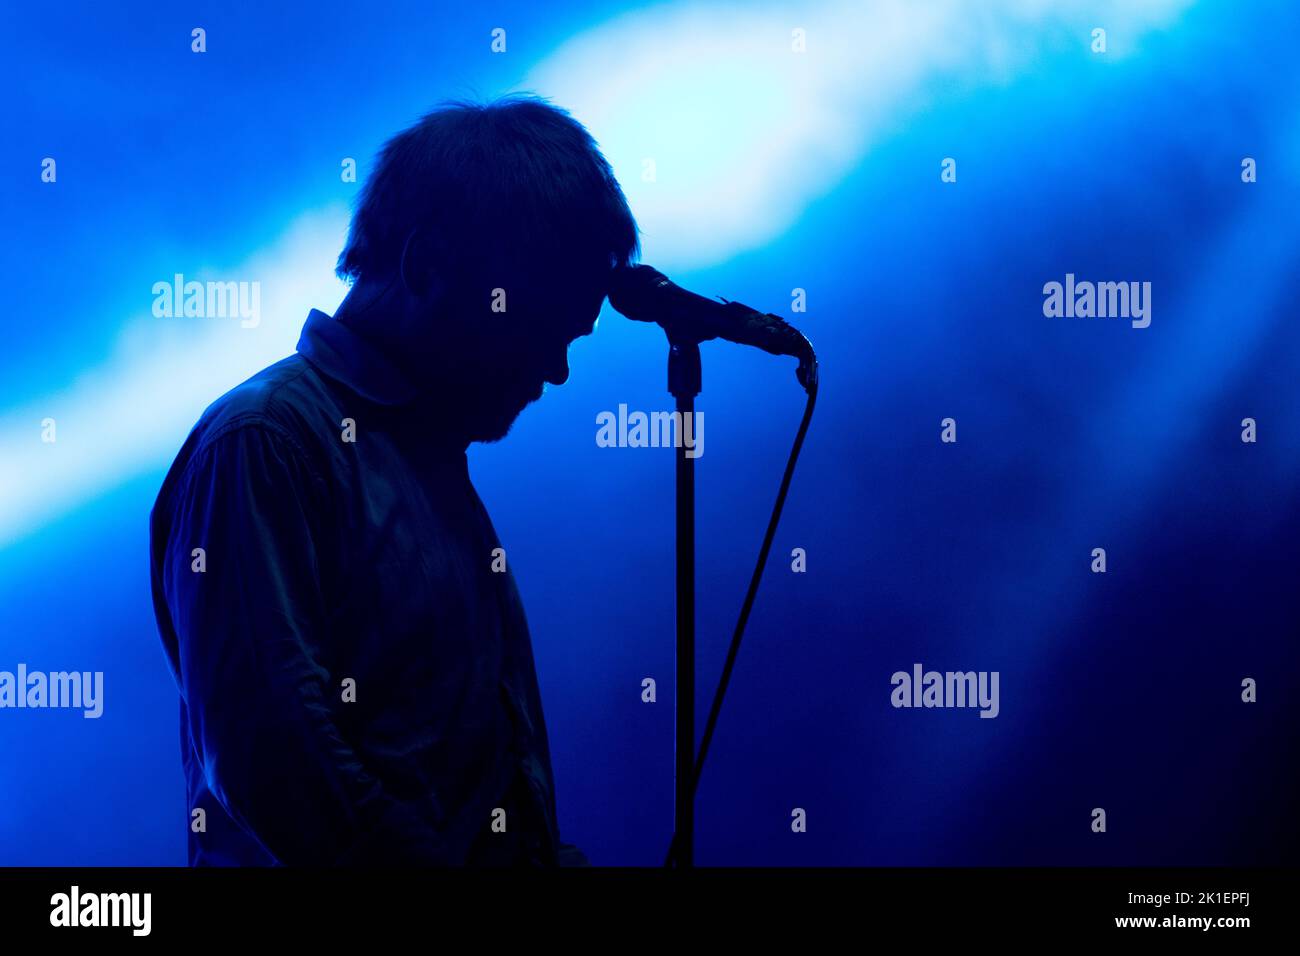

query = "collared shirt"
148;308;569;866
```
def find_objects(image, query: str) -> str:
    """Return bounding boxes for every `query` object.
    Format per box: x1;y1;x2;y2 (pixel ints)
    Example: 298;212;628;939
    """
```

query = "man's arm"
162;420;449;865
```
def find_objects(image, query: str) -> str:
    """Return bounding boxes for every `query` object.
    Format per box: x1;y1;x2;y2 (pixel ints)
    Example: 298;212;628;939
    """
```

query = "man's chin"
466;401;532;444
472;423;515;444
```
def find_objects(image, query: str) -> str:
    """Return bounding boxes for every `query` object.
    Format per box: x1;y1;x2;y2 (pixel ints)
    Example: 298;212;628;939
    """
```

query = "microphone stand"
666;333;702;868
610;265;817;868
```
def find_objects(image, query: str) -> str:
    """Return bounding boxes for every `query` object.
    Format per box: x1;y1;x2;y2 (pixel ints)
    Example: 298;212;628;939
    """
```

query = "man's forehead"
514;259;612;296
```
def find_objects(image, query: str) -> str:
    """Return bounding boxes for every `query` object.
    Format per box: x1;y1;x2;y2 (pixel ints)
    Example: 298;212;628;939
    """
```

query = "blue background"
2;0;1297;865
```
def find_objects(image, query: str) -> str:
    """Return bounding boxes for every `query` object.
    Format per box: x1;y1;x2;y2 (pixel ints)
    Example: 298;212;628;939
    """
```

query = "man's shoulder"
198;353;334;438
157;354;338;503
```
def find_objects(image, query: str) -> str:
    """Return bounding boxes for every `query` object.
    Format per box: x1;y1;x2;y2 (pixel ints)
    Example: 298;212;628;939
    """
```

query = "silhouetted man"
149;96;639;865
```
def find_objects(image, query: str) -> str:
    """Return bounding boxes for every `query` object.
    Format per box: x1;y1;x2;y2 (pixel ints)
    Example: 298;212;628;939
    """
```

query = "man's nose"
543;351;570;386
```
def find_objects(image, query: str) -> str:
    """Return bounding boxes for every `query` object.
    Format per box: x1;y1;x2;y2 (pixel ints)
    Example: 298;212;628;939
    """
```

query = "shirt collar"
296;308;422;406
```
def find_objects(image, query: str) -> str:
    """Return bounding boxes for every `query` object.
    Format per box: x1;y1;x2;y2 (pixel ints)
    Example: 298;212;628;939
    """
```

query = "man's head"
336;95;639;442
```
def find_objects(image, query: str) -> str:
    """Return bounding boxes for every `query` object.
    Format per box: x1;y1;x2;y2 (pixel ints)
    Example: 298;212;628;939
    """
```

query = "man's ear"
398;227;447;301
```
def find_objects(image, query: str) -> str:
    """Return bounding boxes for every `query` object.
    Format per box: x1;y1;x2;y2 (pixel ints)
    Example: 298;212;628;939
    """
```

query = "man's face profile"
429;254;609;443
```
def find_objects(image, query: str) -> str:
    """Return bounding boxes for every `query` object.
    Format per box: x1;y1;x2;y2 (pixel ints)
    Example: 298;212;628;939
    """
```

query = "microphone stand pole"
667;334;702;868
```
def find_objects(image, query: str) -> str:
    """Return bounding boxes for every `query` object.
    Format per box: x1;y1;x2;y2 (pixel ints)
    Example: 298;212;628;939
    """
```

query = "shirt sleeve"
160;420;450;865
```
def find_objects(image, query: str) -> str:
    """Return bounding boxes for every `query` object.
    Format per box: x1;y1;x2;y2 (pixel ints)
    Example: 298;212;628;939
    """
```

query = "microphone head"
607;264;673;321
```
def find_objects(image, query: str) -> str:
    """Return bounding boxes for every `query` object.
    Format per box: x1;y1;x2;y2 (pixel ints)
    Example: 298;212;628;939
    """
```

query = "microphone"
607;264;818;392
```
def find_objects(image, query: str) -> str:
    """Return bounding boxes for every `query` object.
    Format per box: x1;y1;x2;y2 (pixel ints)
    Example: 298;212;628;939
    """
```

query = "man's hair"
337;94;639;287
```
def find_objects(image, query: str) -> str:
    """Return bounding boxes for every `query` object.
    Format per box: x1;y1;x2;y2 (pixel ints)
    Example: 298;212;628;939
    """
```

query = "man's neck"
322;285;468;448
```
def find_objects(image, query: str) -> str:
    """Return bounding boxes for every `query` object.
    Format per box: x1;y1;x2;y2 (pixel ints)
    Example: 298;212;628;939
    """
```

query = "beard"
458;378;546;443
401;361;547;446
